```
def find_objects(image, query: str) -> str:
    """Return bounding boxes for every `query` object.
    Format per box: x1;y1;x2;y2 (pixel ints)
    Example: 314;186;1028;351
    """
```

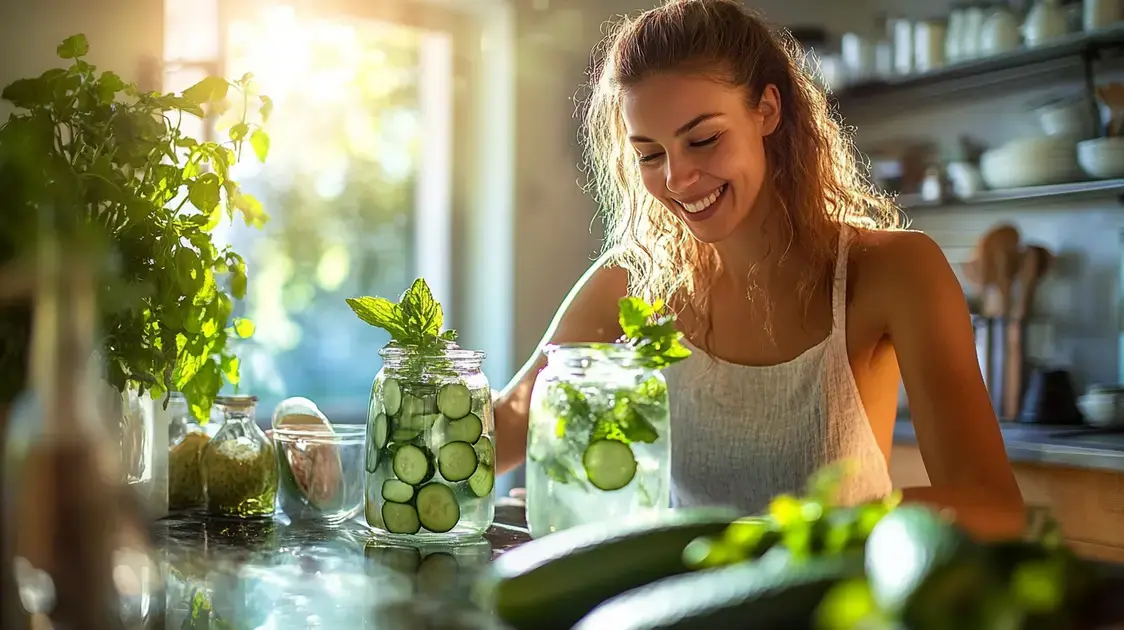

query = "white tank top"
663;226;892;513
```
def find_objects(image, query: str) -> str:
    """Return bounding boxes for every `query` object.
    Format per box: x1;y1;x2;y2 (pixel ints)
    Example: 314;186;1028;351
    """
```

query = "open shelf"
835;26;1124;109
897;178;1124;211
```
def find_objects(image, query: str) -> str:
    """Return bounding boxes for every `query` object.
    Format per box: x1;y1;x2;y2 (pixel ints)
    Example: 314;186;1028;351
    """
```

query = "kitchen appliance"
1019;367;1083;424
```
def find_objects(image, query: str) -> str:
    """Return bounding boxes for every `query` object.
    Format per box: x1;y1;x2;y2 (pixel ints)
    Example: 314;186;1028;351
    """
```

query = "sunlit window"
164;1;453;424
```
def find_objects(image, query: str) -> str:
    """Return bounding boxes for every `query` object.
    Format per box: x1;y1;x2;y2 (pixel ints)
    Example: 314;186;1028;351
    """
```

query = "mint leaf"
346;296;410;341
56;34;89;59
617;297;691;369
398;278;443;340
618;296;657;338
346;277;458;370
611;397;658;443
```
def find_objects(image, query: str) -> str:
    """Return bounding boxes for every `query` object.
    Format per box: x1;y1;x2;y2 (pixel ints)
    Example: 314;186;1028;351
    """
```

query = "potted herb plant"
0;34;271;508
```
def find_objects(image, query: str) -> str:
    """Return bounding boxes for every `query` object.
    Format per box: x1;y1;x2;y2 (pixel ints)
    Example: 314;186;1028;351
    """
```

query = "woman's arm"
493;256;628;474
867;230;1026;540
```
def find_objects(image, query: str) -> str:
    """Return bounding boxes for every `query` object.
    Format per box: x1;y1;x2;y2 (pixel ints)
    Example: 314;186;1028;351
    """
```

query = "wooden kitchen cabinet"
890;444;1124;562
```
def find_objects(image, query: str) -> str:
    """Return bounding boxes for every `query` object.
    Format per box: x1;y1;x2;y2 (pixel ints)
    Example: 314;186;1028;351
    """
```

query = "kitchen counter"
894;417;1124;472
69;495;1123;629
151;502;530;629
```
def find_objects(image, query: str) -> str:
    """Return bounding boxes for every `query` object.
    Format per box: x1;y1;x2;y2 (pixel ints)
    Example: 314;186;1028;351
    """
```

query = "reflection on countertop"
154;502;530;629
894;417;1124;472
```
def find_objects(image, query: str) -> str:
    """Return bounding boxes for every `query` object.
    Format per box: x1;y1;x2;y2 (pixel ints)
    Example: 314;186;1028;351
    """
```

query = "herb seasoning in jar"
167;392;213;511
201;395;278;518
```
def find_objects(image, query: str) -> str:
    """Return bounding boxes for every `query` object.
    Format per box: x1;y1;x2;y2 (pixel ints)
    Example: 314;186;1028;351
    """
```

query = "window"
164;1;454;424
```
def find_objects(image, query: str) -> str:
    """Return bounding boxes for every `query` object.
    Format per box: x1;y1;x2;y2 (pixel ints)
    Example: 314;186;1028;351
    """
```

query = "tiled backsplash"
908;201;1123;389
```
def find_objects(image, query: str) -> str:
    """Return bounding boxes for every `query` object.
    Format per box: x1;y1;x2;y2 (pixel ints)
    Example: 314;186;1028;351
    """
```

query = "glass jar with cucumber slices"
526;343;672;538
364;343;496;541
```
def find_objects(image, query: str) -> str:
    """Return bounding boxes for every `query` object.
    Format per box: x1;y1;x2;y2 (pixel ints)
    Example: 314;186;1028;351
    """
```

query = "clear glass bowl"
273;424;366;525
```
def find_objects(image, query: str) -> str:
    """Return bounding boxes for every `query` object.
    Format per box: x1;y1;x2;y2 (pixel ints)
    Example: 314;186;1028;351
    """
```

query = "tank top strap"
831;225;855;332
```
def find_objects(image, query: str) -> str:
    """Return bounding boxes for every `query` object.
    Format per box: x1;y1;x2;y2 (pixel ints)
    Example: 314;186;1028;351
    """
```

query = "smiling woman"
494;0;1027;540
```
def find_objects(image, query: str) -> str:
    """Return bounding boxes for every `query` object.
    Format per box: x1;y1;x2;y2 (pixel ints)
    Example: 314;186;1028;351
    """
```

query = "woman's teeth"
680;185;725;214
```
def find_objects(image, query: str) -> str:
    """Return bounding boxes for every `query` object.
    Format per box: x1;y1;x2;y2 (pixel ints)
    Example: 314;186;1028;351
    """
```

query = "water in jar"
364;374;496;541
526;346;671;538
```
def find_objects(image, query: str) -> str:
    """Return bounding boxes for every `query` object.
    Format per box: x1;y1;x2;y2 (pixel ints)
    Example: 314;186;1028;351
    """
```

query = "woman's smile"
674;183;727;222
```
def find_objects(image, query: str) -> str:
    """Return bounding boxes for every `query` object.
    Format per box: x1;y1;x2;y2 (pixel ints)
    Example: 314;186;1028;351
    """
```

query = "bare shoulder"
846;227;964;336
848;228;951;298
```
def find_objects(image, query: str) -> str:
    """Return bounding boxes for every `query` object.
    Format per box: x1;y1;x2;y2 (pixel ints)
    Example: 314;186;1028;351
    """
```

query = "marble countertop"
91;497;1124;629
894;417;1124;472
151;502;529;629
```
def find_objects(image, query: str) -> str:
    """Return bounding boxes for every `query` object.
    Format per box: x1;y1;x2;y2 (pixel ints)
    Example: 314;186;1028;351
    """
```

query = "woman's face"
622;72;780;244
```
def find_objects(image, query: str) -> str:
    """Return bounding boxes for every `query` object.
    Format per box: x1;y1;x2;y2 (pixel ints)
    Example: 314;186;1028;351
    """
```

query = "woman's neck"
712;194;800;291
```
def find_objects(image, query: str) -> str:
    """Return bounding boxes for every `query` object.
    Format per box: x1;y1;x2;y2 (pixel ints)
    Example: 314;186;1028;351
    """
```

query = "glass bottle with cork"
201;394;278;518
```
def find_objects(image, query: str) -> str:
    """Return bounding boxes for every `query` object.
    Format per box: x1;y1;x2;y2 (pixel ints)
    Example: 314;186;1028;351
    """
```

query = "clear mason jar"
201;395;278;518
364;342;495;542
526;343;671;538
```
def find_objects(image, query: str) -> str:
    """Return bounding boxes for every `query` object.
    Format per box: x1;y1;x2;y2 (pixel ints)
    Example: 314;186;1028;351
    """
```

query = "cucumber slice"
373;413;389;450
416;483;460;533
474;437;494;467
366;426;380;474
382;379;402;415
391;427;422;443
468;464;495;498
437;382;472;419
438;441;479;482
444;412;483;445
382;478;416;504
393;444;434;486
401;393;438;417
382;501;421;534
582;440;637;491
401;413;440;432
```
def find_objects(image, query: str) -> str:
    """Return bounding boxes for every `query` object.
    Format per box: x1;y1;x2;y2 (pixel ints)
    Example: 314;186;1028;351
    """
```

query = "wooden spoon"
976;224;1020;318
1002;245;1053;420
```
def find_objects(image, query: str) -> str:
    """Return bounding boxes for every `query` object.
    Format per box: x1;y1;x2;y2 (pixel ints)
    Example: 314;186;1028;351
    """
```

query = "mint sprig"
617;297;691;369
346;278;458;349
346;279;459;381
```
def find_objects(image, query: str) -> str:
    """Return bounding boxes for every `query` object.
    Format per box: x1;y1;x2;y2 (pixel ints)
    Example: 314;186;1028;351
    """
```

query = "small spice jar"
167;393;213;511
201;395;278;518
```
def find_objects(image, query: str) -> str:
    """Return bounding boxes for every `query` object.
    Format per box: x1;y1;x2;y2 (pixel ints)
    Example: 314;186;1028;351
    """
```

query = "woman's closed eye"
636;133;719;164
689;133;720;148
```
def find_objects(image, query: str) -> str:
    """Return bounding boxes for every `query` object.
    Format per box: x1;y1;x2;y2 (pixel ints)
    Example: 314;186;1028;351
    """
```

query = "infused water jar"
201;395;278;518
526;343;671;538
364;342;495;541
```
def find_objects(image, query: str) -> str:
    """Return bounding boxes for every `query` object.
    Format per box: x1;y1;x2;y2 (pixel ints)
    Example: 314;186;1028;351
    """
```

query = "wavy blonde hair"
581;0;904;329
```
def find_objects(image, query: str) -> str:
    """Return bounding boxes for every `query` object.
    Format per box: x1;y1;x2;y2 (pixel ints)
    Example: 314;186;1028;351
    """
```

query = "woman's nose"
665;155;700;194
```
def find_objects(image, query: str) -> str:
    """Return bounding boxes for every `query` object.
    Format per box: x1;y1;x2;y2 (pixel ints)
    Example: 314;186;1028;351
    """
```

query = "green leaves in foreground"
0;33;273;420
617;296;691;369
